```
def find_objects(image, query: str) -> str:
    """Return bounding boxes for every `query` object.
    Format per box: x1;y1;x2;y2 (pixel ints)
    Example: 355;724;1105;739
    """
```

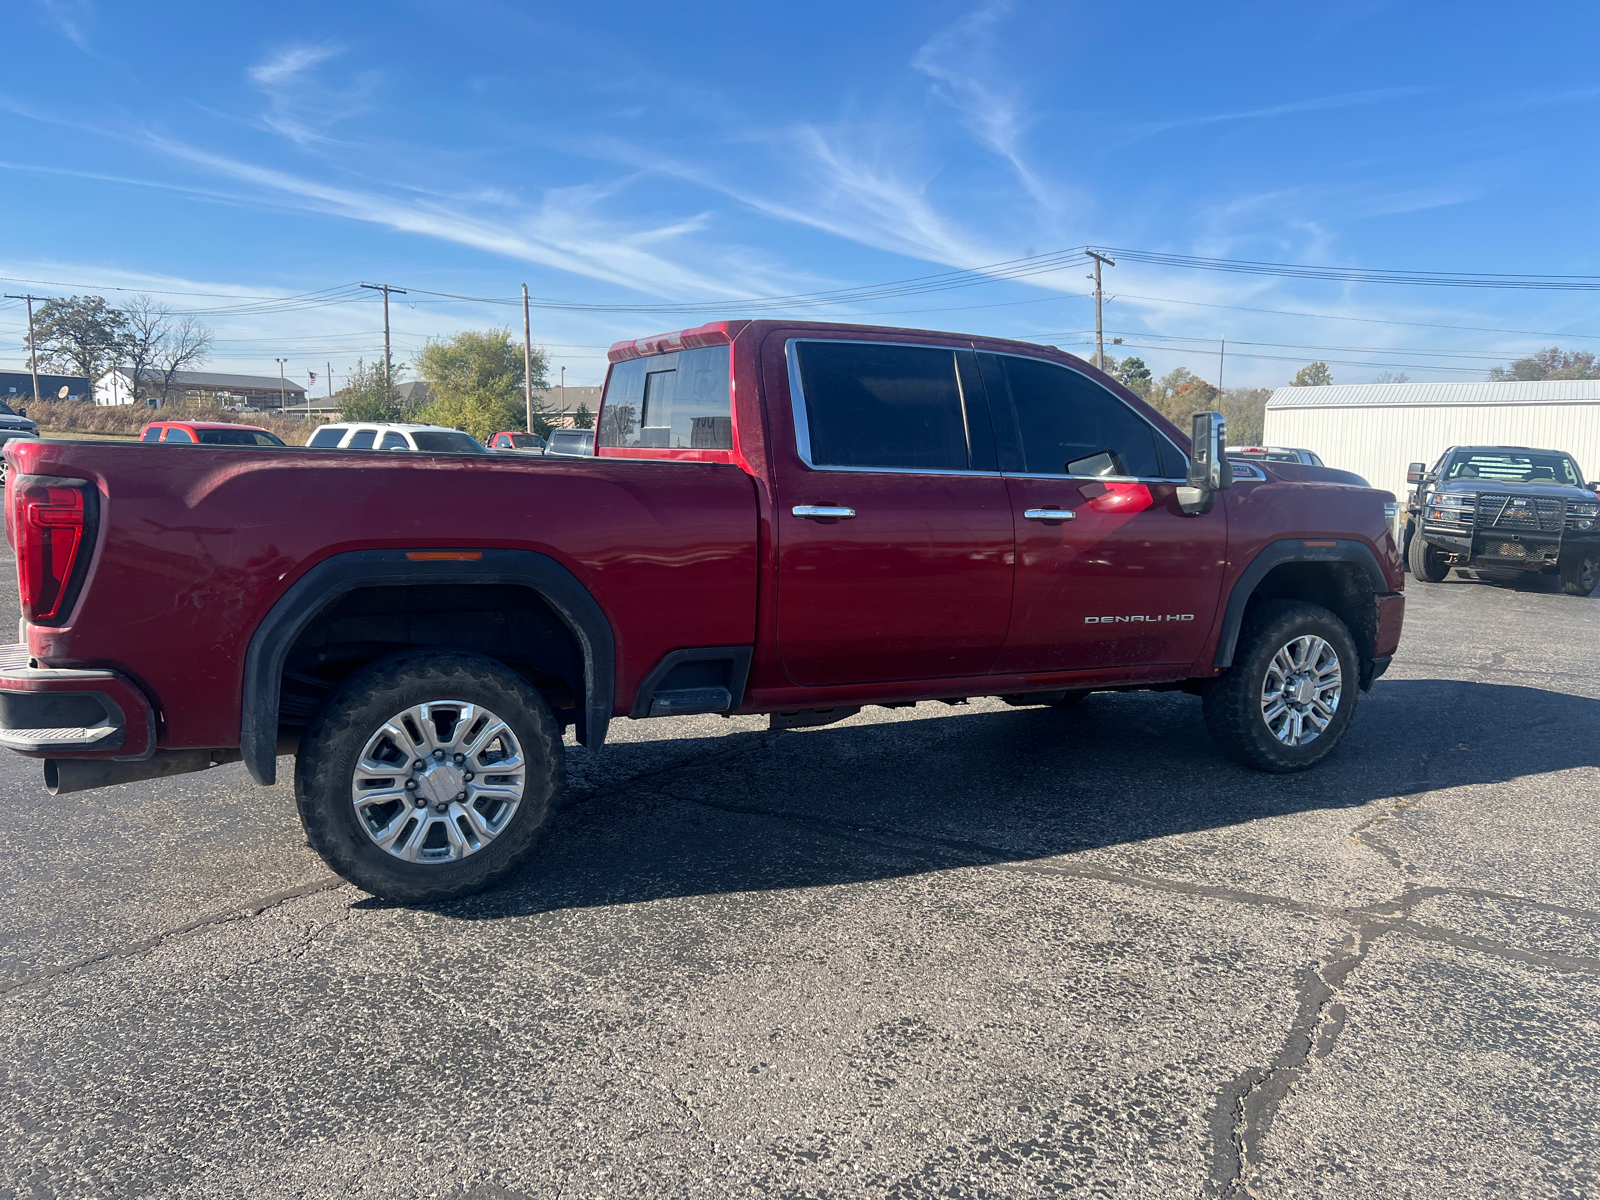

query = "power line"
1097;247;1600;291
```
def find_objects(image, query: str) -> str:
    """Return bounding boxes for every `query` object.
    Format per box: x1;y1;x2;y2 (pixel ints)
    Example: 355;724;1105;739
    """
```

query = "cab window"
307;427;345;448
791;341;994;472
162;427;194;443
979;353;1174;479
141;427;162;442
599;344;732;450
379;432;408;451
346;430;377;450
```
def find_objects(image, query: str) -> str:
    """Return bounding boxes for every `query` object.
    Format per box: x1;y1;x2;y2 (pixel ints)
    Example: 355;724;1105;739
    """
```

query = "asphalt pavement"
2;560;1598;1199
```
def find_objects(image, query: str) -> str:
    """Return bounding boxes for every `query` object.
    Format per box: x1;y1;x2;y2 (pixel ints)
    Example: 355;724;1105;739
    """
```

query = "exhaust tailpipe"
45;748;244;795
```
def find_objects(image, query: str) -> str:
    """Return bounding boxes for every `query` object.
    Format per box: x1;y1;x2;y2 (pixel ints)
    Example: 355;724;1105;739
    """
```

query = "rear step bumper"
0;642;154;759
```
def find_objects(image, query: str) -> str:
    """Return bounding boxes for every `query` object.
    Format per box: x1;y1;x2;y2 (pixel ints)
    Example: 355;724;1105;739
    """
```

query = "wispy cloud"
1127;86;1428;141
246;43;376;147
911;1;1059;212
32;0;93;49
144;133;765;299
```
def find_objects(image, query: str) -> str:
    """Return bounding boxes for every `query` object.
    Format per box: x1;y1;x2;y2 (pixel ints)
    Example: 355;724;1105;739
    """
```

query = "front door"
772;338;1016;687
978;351;1228;673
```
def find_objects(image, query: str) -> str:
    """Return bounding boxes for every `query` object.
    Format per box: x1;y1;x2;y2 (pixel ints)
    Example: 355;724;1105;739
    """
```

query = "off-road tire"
1407;529;1450;582
295;650;564;903
1202;600;1360;773
1560;553;1600;597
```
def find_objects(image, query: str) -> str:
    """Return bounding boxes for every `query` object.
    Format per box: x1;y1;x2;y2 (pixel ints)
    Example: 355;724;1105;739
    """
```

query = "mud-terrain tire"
1560;553;1600;597
1202;600;1360;773
1407;529;1450;582
295;650;564;903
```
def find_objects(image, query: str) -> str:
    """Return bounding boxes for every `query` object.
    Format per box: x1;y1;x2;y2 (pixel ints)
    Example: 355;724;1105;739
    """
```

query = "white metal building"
1262;380;1600;498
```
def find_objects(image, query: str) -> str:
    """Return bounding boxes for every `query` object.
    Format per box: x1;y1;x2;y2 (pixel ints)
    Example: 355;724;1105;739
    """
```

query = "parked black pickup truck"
1404;445;1600;594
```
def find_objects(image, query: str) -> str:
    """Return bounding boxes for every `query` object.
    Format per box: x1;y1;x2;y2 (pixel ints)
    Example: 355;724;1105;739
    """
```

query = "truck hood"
1257;461;1379;491
0;415;38;432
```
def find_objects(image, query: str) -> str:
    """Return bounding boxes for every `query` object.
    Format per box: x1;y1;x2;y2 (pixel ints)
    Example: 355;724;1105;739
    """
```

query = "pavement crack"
0;874;344;999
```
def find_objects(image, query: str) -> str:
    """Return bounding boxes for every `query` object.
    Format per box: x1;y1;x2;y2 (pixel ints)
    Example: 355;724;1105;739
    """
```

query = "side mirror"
1405;462;1426;485
1588;482;1600;493
1178;411;1229;516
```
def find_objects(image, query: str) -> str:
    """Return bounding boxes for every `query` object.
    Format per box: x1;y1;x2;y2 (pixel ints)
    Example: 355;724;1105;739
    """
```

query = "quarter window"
346;429;377;450
599;344;732;450
307;427;344;448
793;341;993;472
979;353;1171;479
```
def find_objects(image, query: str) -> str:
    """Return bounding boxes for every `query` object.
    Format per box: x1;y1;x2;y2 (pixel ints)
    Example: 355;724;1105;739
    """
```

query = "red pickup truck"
0;320;1403;902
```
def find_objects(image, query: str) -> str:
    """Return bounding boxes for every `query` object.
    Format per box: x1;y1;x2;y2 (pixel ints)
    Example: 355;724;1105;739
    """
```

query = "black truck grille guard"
1475;493;1564;534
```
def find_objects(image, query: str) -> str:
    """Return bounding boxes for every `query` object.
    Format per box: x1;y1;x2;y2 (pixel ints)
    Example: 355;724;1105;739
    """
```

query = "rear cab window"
789;340;994;472
598;344;734;461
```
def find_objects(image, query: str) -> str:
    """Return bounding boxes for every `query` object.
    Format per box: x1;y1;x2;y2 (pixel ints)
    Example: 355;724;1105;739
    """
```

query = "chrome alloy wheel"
1260;635;1343;747
350;701;525;864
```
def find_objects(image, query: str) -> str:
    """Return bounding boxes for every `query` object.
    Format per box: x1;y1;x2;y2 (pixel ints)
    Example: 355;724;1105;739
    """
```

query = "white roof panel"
1267;380;1600;409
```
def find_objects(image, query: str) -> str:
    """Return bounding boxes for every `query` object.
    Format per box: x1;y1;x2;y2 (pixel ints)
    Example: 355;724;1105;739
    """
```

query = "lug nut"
413;796;427;808
433;749;445;760
456;790;467;801
435;801;450;812
453;753;465;765
413;760;426;771
405;779;417;790
463;772;474;782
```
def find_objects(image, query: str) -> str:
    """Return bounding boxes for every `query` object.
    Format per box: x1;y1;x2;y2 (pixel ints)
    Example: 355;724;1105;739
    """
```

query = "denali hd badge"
1085;614;1195;624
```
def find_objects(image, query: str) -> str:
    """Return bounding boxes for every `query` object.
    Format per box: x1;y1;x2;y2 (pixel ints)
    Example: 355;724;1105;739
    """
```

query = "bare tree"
118;295;171;407
154;316;213;407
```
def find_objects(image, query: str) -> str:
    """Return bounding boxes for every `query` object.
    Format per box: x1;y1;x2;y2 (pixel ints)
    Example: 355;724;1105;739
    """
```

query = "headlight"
1571;503;1599;518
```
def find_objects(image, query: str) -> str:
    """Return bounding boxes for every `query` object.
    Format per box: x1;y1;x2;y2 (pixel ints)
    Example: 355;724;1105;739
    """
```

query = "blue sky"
3;0;1599;390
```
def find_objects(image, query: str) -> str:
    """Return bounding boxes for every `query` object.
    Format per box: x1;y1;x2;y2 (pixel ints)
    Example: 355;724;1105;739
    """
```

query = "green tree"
1291;361;1333;387
34;296;128;391
1115;356;1153;399
1220;387;1271;446
414;328;551;441
1488;347;1600;381
571;403;594;430
337;358;404;423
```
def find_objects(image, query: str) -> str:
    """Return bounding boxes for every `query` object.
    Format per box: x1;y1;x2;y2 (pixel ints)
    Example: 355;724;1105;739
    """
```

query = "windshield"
549;430;594;453
1232;449;1301;462
411;431;487;454
196;429;285;446
1444;451;1581;487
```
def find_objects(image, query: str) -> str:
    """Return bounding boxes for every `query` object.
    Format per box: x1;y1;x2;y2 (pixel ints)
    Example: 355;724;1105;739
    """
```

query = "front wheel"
1560;553;1600;597
295;650;564;903
1407;530;1451;582
1203;600;1360;773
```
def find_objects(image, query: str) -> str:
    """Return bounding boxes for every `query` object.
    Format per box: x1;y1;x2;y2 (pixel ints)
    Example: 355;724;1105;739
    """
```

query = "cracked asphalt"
3;560;1599;1199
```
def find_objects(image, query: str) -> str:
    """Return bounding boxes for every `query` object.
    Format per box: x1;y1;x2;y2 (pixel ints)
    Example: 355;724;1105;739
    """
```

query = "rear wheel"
1407;530;1451;582
1560;553;1600;597
295;650;564;903
1203;600;1359;772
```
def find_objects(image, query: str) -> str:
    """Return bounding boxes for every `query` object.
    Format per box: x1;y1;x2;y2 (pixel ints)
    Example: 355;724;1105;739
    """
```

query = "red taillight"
14;478;94;625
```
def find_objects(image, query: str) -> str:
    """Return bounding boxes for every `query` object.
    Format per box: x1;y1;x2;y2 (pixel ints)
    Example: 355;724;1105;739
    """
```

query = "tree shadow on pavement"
431;679;1600;920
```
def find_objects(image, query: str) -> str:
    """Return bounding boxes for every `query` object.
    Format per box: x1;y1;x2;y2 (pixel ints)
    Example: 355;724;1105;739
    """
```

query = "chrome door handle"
792;505;856;519
1023;508;1076;521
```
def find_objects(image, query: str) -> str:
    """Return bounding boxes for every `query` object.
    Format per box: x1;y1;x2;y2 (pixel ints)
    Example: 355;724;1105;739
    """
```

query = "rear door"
771;338;1015;687
980;352;1227;672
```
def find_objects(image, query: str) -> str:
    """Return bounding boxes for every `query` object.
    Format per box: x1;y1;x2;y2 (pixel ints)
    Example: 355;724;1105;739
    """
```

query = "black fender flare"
239;548;615;785
1212;538;1388;669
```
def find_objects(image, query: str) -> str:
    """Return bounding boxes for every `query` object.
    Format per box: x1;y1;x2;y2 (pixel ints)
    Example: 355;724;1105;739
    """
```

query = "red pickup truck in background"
0;320;1403;902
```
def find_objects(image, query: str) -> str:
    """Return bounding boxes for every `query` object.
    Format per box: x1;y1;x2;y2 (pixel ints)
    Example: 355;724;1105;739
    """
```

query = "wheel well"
1243;562;1376;665
279;583;585;740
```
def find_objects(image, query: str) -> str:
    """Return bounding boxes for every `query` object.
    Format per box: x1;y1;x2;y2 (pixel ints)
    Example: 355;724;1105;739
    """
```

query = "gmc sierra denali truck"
0;320;1405;902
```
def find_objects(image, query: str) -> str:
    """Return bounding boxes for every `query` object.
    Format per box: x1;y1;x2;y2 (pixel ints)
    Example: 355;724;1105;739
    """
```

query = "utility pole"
359;282;407;394
522;284;533;434
275;358;288;413
5;294;42;405
560;365;566;426
1218;338;1226;394
1086;250;1115;371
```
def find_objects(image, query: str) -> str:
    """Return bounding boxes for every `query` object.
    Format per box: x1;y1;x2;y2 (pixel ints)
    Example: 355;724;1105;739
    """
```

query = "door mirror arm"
1178;411;1229;516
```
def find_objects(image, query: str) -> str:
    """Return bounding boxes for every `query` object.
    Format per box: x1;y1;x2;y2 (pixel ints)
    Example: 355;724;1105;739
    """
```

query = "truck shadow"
436;678;1600;920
